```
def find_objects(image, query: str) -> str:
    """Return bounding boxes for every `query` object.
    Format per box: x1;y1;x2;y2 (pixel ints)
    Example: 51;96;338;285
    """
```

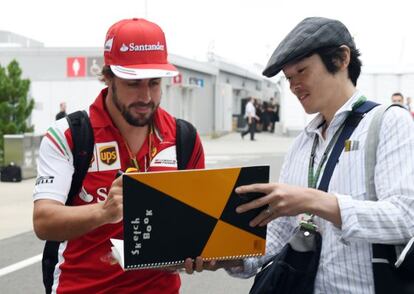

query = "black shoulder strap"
43;110;94;293
175;118;197;170
66;110;94;205
318;100;379;191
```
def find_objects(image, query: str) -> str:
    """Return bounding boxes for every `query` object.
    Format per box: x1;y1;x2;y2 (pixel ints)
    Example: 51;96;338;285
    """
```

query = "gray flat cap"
263;17;355;77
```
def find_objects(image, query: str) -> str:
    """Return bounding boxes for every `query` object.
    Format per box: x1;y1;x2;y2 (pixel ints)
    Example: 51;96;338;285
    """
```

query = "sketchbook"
112;165;269;270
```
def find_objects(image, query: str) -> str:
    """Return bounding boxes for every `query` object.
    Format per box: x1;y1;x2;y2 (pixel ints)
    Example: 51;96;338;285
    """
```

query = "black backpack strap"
176;118;197;170
318;100;379;191
42;110;94;294
66;110;95;205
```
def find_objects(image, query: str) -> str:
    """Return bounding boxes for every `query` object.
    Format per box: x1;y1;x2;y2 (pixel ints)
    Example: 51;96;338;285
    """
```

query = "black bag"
372;243;414;294
42;111;94;294
396;238;414;277
1;163;22;182
249;100;379;294
364;104;414;294
250;227;321;294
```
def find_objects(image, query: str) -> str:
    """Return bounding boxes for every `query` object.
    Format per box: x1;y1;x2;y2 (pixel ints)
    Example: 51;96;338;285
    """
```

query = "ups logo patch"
99;146;117;165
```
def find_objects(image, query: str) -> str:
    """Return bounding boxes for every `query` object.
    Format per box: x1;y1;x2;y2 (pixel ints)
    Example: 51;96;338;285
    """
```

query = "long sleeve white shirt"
244;101;256;119
230;91;414;294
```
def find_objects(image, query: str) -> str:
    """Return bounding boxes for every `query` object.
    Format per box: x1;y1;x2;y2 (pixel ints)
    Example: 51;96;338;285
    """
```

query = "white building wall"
401;74;414;98
161;68;215;135
31;80;104;134
214;83;233;132
372;74;400;104
356;74;375;101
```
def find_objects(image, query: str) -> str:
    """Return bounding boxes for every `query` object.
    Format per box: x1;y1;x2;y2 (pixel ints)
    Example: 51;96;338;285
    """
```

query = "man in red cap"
33;18;205;293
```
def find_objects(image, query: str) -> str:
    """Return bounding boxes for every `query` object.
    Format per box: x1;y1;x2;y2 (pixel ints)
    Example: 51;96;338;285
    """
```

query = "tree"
0;60;34;165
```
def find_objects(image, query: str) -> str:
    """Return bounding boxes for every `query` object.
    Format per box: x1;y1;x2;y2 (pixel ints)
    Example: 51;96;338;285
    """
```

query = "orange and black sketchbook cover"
118;165;269;270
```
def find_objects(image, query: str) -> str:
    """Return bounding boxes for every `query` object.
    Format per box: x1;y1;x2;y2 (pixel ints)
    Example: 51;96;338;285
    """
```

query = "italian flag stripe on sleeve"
46;127;69;157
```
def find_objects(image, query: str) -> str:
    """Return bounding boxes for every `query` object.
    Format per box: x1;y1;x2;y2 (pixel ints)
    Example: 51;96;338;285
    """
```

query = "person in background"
55;102;67;120
274;100;280;124
406;96;414;118
33;18;205;294
241;97;260;141
391;92;404;106
267;97;278;132
261;100;271;131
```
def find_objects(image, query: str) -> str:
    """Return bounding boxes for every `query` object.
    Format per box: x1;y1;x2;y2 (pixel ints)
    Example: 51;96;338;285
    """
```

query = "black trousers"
242;119;256;140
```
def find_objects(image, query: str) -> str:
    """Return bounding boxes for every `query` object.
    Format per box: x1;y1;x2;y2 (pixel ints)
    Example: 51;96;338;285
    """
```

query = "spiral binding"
125;253;264;270
126;260;185;270
202;252;263;261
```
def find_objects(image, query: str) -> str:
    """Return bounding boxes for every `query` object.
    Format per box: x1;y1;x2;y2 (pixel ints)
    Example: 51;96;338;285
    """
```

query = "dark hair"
98;65;115;84
312;46;362;86
392;92;404;98
101;65;114;78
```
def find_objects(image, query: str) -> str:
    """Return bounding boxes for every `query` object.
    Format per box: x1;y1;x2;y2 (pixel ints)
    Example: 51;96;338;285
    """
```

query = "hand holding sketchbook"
111;165;269;270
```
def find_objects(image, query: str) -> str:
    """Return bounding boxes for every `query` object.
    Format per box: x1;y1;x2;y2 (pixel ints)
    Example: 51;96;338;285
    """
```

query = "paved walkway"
201;131;295;155
0;131;295;240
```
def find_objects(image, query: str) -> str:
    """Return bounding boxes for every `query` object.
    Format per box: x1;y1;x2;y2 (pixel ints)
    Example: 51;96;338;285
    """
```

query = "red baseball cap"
104;18;179;79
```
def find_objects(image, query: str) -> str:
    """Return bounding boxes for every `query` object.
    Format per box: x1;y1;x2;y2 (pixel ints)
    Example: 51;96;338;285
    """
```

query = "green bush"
0;60;34;164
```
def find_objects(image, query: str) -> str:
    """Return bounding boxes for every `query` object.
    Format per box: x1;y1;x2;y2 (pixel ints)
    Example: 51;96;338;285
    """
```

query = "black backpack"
42;110;197;293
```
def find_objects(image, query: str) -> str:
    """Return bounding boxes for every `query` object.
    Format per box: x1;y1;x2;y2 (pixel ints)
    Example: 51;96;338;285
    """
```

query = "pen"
115;168;139;179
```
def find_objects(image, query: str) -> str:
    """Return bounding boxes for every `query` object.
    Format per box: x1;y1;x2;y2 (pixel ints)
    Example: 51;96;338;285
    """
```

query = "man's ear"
102;74;114;87
99;71;113;86
338;45;351;70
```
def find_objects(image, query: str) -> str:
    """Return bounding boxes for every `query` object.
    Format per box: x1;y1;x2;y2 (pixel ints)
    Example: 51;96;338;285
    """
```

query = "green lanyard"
307;124;344;188
301;96;366;231
302;126;344;231
307;95;366;188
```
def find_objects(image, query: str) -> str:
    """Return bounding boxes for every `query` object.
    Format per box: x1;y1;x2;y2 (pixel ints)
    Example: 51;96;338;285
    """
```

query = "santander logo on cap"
103;18;178;80
120;44;129;52
119;42;165;53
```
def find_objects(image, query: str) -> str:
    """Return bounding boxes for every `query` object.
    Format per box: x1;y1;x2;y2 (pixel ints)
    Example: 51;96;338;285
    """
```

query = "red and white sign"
172;73;182;85
67;57;86;77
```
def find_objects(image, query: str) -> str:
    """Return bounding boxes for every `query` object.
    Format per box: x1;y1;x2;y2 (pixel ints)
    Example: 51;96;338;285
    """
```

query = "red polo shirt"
34;88;205;293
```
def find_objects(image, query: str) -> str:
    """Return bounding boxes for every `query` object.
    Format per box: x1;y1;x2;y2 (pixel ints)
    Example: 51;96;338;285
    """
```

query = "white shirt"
244;101;256;118
230;91;414;294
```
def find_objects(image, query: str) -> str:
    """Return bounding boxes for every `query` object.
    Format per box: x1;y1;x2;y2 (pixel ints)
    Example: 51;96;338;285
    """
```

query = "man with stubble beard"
33;18;205;294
